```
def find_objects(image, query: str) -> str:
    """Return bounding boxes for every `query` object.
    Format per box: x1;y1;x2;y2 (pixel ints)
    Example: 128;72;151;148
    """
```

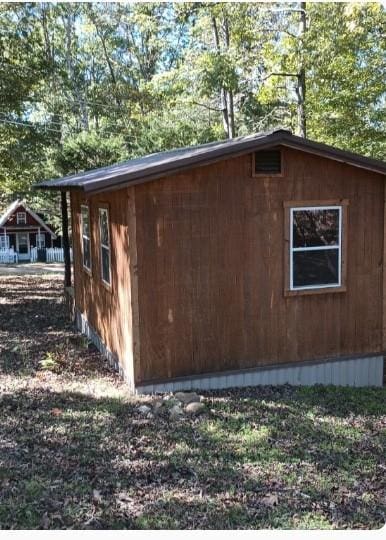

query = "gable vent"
254;149;282;174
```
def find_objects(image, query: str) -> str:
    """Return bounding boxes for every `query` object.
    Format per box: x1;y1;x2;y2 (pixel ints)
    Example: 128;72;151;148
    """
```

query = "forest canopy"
0;2;385;228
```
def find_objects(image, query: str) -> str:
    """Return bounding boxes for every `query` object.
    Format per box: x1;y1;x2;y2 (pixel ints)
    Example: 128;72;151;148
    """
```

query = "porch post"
61;191;71;288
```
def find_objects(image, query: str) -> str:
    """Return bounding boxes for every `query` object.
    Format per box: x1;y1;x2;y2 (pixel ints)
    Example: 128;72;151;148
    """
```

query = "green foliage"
259;2;386;157
39;352;59;372
305;2;386;158
0;1;384;217
55;131;130;175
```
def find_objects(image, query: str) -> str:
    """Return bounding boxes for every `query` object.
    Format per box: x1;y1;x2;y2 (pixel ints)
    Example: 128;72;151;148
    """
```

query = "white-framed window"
81;205;91;271
36;233;46;249
0;235;9;249
99;207;111;285
17;212;26;225
290;205;342;291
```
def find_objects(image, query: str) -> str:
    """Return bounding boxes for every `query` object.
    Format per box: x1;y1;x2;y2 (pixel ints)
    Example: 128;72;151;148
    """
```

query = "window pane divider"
292;245;340;252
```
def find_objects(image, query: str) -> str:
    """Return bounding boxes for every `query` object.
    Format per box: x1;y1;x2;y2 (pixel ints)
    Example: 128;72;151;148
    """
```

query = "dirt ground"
0;262;65;276
0;276;385;530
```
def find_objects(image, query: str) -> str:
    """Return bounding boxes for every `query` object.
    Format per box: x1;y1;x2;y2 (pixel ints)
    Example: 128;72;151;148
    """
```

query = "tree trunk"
211;16;230;138
296;2;307;137
61;191;71;288
63;9;89;131
228;90;235;138
40;3;54;67
88;7;122;107
296;69;306;137
223;17;235;138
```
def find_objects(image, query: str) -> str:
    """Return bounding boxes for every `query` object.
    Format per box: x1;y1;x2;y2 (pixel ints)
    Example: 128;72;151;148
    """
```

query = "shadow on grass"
0;277;108;378
0;385;385;529
1;276;385;528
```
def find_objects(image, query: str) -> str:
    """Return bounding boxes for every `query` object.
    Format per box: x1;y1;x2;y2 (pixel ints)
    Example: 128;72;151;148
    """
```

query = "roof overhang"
35;130;386;195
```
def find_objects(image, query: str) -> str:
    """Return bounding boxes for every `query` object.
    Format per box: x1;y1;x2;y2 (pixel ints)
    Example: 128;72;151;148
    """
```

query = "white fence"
30;247;73;263
0;248;18;263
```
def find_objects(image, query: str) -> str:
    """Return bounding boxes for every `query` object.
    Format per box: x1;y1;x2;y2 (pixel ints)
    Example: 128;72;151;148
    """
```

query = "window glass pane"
18;234;29;254
83;238;91;269
17;212;26;224
99;210;109;246
81;207;90;237
37;234;45;248
293;208;339;248
101;246;110;283
293;249;339;288
0;235;9;248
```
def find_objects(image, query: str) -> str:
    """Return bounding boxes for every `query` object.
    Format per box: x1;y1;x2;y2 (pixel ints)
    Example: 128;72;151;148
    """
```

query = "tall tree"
306;2;385;157
0;0;384;225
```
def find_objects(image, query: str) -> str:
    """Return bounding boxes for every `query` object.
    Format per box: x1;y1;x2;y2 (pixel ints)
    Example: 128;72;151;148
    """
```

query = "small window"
290;205;343;291
254;150;282;175
0;235;9;249
99;207;111;285
81;205;91;272
36;233;46;249
17;212;26;225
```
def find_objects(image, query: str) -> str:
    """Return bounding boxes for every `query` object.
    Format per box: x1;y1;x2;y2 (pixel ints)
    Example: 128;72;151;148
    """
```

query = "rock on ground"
153;400;164;414
138;404;152;416
185;402;206;415
169;404;184;419
174;391;201;404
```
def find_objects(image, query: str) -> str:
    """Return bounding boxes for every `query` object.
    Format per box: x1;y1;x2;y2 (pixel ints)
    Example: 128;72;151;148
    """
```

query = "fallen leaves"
92;489;103;504
0;276;385;530
41;512;50;529
261;493;279;507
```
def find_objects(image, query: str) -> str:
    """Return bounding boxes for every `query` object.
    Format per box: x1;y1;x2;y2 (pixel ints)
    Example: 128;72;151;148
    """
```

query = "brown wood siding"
134;147;385;383
70;188;136;387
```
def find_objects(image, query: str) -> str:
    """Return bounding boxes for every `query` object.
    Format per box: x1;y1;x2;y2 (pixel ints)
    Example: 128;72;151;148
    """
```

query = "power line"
0;111;64;128
0;117;62;134
0;116;138;139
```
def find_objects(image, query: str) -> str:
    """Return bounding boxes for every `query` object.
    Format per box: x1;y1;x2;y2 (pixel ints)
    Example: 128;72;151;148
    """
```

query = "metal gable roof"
35;129;386;194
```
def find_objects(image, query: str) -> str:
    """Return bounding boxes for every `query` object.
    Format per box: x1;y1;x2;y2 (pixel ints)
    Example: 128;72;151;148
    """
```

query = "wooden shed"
37;129;386;392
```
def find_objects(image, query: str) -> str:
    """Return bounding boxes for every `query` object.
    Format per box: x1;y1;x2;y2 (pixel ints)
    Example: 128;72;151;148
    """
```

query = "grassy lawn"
0;276;385;529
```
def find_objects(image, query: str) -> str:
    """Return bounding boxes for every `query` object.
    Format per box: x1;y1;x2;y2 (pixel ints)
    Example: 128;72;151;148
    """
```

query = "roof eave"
279;133;386;175
86;133;289;193
80;134;386;195
36;130;288;194
33;183;84;192
34;130;386;195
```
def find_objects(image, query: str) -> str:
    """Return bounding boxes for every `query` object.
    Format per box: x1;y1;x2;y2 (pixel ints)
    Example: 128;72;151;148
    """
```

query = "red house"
0;200;57;261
